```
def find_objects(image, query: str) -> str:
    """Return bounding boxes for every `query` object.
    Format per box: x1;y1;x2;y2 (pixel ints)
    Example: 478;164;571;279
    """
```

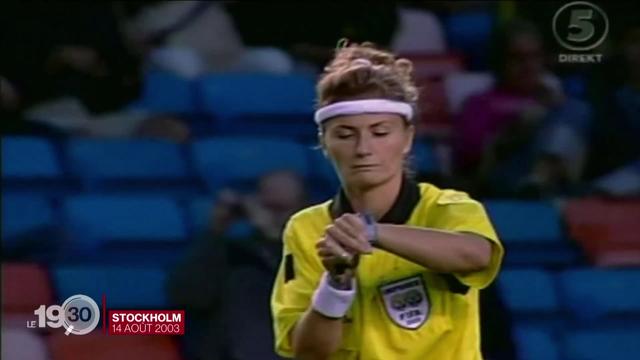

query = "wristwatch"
361;213;379;248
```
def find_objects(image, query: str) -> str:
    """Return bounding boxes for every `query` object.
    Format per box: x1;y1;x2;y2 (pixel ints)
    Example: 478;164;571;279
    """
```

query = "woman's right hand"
316;234;359;288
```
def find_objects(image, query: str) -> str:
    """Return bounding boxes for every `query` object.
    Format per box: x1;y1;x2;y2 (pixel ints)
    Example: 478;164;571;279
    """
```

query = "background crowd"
2;1;639;360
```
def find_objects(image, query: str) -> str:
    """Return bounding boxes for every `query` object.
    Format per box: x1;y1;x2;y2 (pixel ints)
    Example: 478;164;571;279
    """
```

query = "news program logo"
27;294;186;336
553;1;609;63
28;294;100;335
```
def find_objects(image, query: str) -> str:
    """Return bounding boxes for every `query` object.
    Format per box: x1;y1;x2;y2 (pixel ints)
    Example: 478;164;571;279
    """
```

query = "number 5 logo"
553;1;609;51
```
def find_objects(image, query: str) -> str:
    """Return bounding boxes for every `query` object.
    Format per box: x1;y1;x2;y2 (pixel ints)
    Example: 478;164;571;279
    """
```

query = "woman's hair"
316;41;419;110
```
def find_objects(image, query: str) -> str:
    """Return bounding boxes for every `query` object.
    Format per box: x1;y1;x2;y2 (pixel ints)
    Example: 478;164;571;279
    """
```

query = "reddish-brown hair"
316;41;419;111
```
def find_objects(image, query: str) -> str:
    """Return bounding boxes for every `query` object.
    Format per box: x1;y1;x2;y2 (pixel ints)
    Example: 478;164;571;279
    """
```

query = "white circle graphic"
61;295;101;335
552;1;609;51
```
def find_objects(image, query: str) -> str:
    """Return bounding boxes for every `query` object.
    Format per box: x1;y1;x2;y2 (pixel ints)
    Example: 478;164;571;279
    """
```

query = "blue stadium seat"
2;194;55;241
53;266;168;308
197;73;315;119
191;137;310;191
188;196;215;235
2;136;67;194
444;10;494;69
197;74;316;140
63;195;187;241
563;330;640;360
1;194;63;260
498;269;562;330
412;140;438;174
485;201;577;266
62;195;187;260
513;326;560;360
307;148;340;202
486;201;561;242
498;269;560;314
559;269;640;327
65;138;200;195
137;71;197;114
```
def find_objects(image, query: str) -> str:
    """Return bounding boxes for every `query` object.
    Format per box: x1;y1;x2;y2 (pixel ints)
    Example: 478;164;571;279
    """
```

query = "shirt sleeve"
270;218;323;358
430;190;504;289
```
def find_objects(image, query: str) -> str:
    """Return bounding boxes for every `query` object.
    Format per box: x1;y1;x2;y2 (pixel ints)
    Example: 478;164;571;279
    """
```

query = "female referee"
271;41;504;360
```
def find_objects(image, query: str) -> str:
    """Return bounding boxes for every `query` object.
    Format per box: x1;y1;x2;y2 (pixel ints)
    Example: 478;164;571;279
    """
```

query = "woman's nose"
355;133;373;156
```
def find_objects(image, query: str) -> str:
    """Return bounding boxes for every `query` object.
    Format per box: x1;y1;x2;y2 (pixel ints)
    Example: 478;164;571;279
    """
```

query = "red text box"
108;310;184;335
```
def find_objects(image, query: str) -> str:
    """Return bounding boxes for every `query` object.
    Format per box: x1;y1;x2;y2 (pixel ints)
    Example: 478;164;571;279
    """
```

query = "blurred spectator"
167;170;307;360
0;2;191;141
124;1;294;77
210;171;307;240
453;20;593;198
1;2;141;113
391;6;446;54
1;76;66;137
592;160;640;197
480;284;517;360
401;1;498;70
586;24;640;186
133;114;191;143
224;2;399;72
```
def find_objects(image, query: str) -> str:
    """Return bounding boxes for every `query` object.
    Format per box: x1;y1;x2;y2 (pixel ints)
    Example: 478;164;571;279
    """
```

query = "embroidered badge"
379;275;429;329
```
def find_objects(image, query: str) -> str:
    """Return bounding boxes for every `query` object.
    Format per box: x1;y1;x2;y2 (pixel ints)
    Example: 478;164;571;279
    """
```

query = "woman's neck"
344;173;403;220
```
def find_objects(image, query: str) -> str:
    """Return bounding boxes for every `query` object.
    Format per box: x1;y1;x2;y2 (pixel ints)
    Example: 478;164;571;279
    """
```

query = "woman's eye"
336;133;353;139
373;132;389;137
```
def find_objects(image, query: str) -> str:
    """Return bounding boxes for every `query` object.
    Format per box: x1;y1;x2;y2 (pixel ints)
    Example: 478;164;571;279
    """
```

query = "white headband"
314;99;414;125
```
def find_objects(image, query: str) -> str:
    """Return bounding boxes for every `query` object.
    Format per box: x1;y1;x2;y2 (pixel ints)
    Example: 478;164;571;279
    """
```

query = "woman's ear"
402;124;415;156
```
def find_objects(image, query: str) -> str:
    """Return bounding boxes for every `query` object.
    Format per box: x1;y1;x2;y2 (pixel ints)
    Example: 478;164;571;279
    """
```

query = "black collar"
330;177;421;224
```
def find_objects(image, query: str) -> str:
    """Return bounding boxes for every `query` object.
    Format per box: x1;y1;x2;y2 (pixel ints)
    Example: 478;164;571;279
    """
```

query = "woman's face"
321;113;414;190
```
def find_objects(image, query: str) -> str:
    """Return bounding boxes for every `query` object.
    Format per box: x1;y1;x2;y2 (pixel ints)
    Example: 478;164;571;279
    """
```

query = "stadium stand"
564;198;640;267
65;138;201;196
191;136;310;192
485;200;579;266
53;265;168;308
196;73;317;140
2;136;69;195
61;195;188;263
558;269;640;328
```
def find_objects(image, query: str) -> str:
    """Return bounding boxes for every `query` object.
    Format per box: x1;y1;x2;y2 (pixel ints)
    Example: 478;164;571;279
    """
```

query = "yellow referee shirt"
271;180;504;360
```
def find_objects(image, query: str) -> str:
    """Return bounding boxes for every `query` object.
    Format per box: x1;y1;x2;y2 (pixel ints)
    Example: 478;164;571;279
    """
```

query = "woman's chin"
345;171;388;189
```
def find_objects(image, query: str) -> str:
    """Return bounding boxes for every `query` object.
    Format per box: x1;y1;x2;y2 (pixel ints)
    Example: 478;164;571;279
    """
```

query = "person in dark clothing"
224;2;399;70
0;2;142;113
167;170;307;360
585;24;640;180
1;77;67;137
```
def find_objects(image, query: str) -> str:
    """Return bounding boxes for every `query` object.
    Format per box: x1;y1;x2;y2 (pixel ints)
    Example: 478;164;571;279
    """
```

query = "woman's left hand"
325;214;373;255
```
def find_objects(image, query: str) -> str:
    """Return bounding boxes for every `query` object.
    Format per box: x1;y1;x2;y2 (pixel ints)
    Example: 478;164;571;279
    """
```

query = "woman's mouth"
351;164;377;171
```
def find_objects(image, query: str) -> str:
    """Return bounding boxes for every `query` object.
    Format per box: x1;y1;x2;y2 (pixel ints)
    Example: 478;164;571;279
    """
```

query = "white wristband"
312;272;356;319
